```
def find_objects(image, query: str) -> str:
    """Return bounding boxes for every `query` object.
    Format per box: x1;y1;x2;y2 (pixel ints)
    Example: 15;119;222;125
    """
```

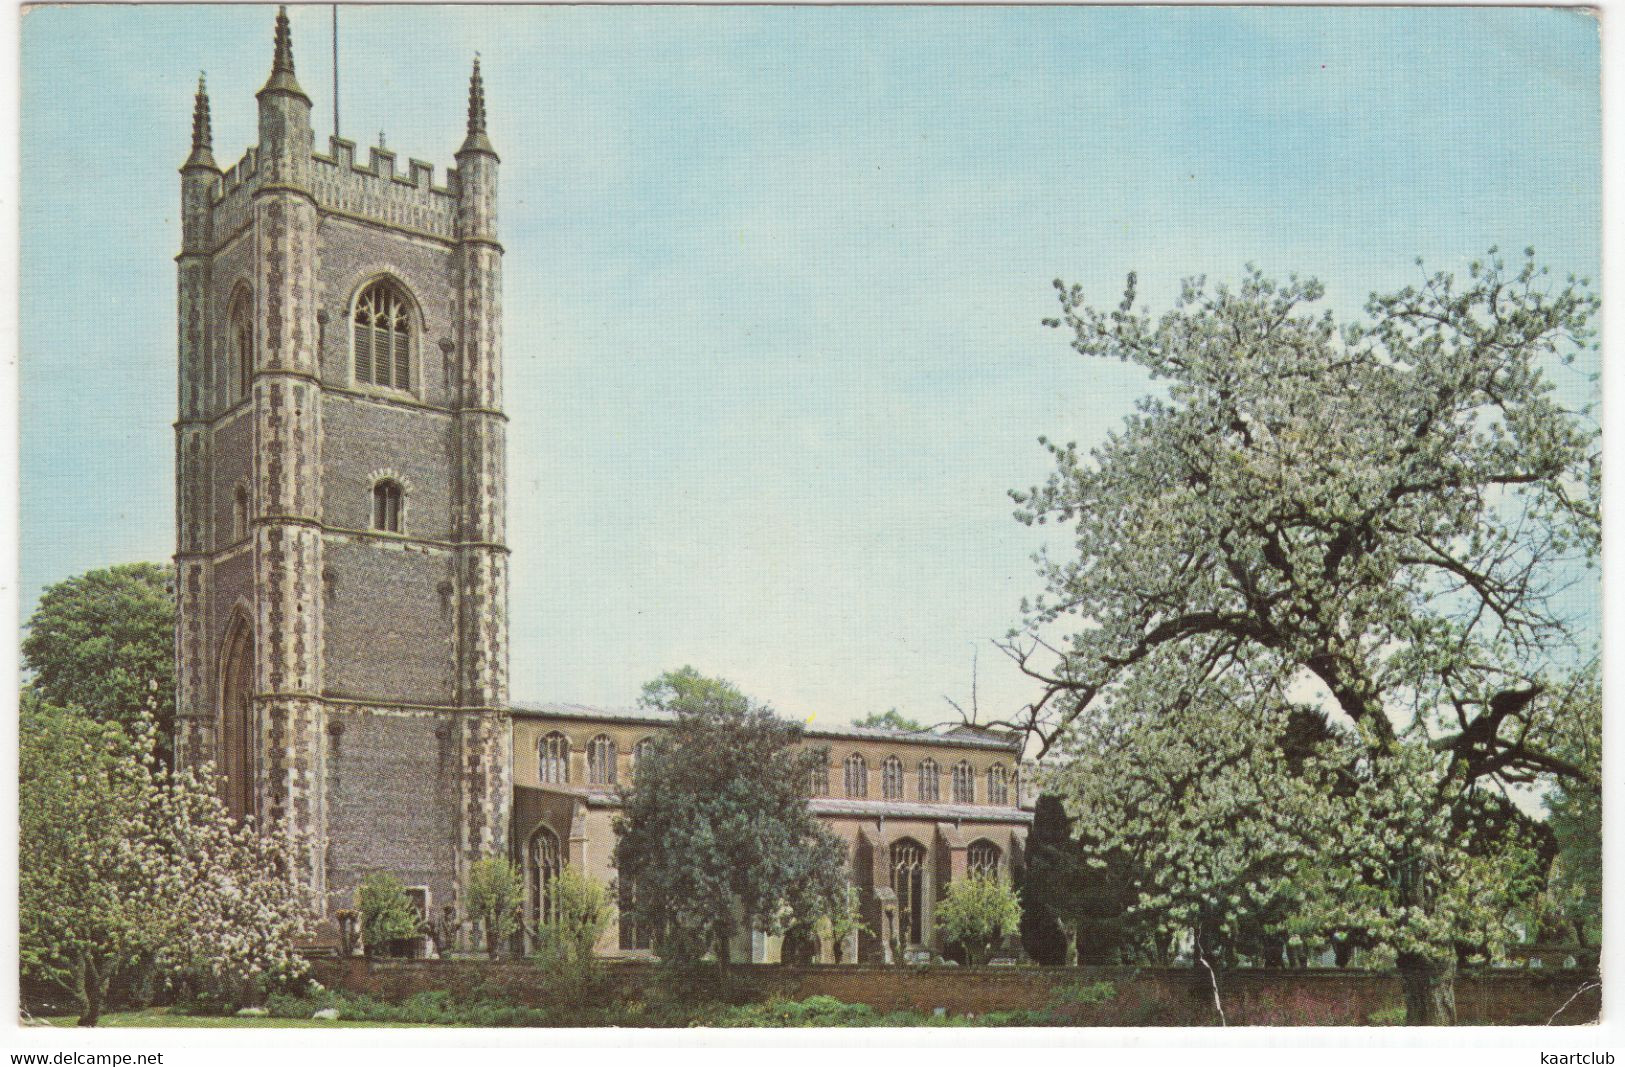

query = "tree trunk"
75;953;106;1027
1398;952;1456;1026
715;931;731;980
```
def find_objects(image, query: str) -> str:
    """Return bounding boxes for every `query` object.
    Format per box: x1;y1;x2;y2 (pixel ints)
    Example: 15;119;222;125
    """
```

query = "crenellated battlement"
309;137;461;240
206;137;464;243
207;146;261;244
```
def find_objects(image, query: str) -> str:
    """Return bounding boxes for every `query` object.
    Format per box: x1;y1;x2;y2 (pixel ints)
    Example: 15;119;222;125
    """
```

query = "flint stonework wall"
323;706;462;916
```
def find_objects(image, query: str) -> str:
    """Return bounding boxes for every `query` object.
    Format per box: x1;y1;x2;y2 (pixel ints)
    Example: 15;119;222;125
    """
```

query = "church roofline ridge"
510;700;1023;752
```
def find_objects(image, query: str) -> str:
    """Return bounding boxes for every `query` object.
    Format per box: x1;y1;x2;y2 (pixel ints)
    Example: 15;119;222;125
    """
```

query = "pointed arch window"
632;737;657;775
917;758;940;803
218;614;255;823
228;288;253;401
891;839;927;947
539;732;569;785
951;760;975;804
967;840;1002;879
588;734;618;785
528;825;564;928
882;756;905;801
987;764;1009;807
808;757;830;797
353;279;413;390
843;753;868;799
372;480;403;533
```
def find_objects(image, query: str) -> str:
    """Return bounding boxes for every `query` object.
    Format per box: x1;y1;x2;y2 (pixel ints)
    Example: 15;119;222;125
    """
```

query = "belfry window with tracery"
353;279;412;390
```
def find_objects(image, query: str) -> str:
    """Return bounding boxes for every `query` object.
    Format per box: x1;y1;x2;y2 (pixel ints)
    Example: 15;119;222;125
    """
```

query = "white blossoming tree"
1003;251;1599;1024
20;695;312;1025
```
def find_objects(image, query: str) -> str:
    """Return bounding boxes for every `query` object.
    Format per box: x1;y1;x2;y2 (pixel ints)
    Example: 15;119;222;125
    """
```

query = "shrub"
464;857;524;957
357;873;420;955
1367;1004;1407;1026
533;867;615;999
934;874;1022;965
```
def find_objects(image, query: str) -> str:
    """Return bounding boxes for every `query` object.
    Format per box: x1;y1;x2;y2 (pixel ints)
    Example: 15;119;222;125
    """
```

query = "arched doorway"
217;614;254;822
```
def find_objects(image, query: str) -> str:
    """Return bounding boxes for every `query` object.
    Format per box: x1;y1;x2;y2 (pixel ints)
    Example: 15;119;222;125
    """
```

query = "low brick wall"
308;957;1600;1026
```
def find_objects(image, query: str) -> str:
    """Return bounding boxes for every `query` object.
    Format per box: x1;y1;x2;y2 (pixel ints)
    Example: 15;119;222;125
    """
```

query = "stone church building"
174;9;1030;963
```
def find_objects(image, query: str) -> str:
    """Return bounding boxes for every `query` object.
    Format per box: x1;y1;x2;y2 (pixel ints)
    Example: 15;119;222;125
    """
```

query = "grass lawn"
39;1008;431;1028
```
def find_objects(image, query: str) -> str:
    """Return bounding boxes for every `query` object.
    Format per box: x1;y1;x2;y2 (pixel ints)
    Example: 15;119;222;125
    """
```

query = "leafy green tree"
1017;795;1071;964
465;857;524;957
613;668;849;971
357;874;420;956
20;695;309;1025
1006;252;1599;1023
23;563;176;760
935;873;1022;965
1020;794;1147;965
853;709;924;732
535;868;616;994
1537;667;1600;946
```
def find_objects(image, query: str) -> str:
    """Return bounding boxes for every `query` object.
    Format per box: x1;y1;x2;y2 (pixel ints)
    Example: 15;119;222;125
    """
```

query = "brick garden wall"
309;958;1601;1026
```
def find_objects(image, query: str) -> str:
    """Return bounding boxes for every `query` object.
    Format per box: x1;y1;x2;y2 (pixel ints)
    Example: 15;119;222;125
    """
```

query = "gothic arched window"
891;839;927;947
228;287;253;401
372;480;403;533
539;731;569;784
843;753;868;799
619;876;653;951
967;840;1001;878
917;758;940;803
808;756;829;797
882;756;905;801
951;760;975;804
588;734;617;785
231;483;249;542
986;764;1009;807
352;279;413;391
632;736;657;775
528;825;564;928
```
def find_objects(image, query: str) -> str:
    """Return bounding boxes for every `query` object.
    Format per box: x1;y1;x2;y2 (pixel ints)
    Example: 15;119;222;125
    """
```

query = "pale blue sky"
19;5;1600;726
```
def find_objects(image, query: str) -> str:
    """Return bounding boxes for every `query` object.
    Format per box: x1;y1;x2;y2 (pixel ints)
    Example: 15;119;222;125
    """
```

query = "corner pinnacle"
185;72;217;169
460;55;496;156
259;5;310;102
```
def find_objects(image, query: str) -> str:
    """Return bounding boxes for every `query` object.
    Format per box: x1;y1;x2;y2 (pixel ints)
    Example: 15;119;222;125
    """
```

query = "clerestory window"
588;734;618;785
882;756;905;801
917;758;940;803
844;753;868;799
951;760;975;804
987;764;1010;807
539;731;569;784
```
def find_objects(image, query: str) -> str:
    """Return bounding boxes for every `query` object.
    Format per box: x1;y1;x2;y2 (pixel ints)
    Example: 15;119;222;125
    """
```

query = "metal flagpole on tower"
332;4;340;139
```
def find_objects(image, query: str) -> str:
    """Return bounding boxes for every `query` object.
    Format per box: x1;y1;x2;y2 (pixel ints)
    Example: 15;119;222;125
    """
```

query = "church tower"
175;8;511;925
